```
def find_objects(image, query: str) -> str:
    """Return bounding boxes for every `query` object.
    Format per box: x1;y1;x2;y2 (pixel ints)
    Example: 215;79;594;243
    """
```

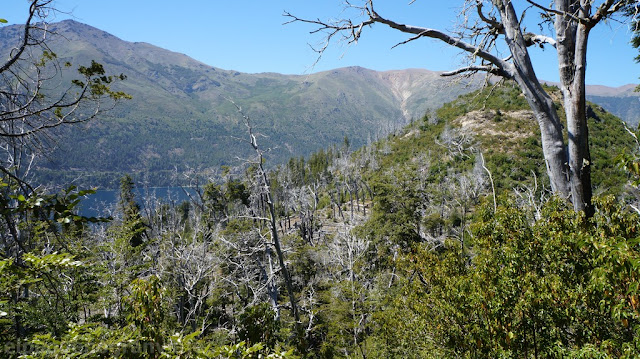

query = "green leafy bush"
370;197;640;357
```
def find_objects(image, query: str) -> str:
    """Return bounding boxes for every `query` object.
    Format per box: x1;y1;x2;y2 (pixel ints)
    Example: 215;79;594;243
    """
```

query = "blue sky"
3;0;639;86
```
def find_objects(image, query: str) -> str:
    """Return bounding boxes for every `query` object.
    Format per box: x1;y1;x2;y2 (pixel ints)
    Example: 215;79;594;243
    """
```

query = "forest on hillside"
3;82;640;358
4;1;640;358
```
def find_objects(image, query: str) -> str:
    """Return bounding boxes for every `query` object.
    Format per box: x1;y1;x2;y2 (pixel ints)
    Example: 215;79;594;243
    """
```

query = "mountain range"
0;20;637;188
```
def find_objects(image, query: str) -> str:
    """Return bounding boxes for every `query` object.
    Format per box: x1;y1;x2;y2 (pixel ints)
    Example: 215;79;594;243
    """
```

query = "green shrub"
369;196;640;357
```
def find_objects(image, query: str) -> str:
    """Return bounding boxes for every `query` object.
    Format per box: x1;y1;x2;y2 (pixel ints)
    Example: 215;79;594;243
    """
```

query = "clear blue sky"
3;0;639;86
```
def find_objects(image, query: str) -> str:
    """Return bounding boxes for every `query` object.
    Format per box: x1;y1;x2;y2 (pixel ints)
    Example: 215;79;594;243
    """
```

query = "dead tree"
286;0;640;216
231;102;302;333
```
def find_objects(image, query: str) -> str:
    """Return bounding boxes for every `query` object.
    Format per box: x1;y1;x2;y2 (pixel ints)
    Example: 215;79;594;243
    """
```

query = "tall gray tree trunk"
555;0;594;215
240;105;302;331
495;0;572;200
516;80;571;200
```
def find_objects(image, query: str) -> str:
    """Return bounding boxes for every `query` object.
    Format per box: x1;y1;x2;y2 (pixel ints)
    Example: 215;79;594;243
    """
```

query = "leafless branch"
476;0;504;33
525;33;557;48
480;152;496;213
285;1;515;80
229;99;302;329
524;0;586;23
0;1;55;74
591;0;627;24
442;64;507;77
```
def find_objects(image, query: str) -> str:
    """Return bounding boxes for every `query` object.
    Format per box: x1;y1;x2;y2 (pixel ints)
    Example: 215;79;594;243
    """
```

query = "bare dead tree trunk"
347;183;355;220
332;188;345;220
232;102;302;331
264;246;281;321
554;0;594;216
492;0;571;200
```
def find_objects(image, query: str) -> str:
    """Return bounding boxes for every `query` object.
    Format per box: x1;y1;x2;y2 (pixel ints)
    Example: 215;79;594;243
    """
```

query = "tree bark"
555;0;594;215
494;0;571;199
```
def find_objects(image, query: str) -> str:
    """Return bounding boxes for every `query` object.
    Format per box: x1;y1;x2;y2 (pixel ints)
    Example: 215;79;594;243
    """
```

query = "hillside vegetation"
0;20;481;188
1;20;635;189
3;82;640;358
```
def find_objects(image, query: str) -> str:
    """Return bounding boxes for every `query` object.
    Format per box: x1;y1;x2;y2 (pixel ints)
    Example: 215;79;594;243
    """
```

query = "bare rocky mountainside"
0;19;636;187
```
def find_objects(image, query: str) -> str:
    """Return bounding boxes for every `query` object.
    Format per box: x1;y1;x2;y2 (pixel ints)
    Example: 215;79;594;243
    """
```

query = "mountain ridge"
1;19;637;187
31;20;481;187
39;20;640;122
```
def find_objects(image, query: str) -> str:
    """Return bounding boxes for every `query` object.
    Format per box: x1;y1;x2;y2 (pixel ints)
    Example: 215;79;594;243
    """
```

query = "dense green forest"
3;80;640;358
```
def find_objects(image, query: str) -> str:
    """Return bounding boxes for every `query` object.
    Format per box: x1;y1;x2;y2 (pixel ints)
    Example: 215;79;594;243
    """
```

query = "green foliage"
436;83;529;123
616;124;640;189
0;252;90;342
203;182;227;221
124;277;167;355
226;179;251;207
117;175;147;247
21;276;295;359
587;105;636;194
237;303;281;348
368;197;640;357
77;60;131;100
0;176;108;347
210;341;295;359
357;167;424;258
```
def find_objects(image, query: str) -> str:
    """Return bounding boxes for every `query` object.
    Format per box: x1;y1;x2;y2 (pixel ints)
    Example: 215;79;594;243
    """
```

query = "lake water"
78;186;198;218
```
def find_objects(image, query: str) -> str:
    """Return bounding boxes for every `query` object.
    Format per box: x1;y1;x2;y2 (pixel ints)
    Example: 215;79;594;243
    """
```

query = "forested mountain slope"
350;83;634;261
4;82;640;358
0;20;482;188
275;83;639;356
1;20;634;188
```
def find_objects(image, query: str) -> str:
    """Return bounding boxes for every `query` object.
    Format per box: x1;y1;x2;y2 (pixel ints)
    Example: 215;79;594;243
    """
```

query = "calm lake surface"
79;187;197;218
